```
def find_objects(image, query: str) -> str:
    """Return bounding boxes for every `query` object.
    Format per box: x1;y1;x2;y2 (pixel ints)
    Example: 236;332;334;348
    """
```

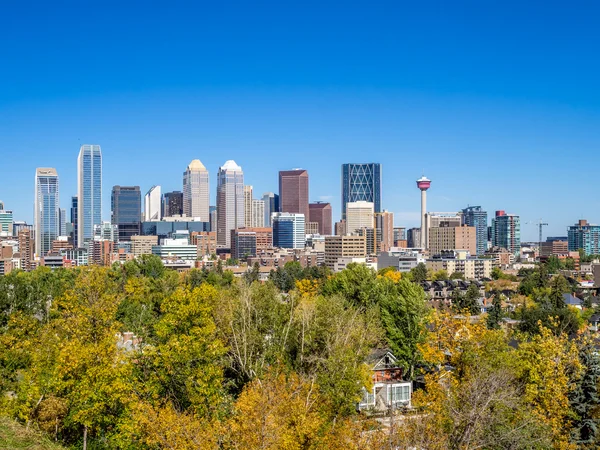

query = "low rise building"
324;235;367;270
131;235;158;257
426;252;492;280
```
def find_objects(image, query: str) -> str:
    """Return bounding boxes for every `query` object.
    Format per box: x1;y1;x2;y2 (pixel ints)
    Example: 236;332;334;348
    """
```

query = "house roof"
366;349;398;369
563;293;582;306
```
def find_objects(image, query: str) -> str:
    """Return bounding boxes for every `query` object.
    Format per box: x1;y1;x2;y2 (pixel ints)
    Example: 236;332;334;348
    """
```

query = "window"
392;385;411;403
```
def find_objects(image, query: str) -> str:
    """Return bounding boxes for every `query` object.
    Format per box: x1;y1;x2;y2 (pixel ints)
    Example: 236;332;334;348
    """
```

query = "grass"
0;417;65;450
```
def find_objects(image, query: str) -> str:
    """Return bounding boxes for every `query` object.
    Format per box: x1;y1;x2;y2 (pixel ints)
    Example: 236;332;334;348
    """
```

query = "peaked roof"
221;160;242;171
187;159;206;171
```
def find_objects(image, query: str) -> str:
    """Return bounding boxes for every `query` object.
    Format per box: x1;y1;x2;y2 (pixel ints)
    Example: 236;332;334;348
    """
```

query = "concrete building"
272;213;305;249
144;185;162;222
378;250;425;273
262;192;279;227
77;145;102;246
35;168;60;257
461;206;488;256
375;210;394;252
60;248;88;267
426;253;493;280
428;224;477;256
308;202;332;236
0;202;13;237
231;229;257;261
407;228;421;249
183;159;210;221
424;212;461;249
540;239;569;257
491;211;521;256
334;220;347;236
217;160;244;248
89;239;114;266
306;222;319;235
324;235;367;270
341;163;381;219
244;185;254;228
131;235;158;257
251;199;265;228
141;218;210;240
484;246;515;268
346;201;374;234
111;186;141;242
70;196;78;247
416;176;431;249
18;229;33;271
163;191;183;217
93;221;118;244
191;231;217;258
279;169;309;219
152;233;198;261
334;256;377;273
356;227;377;255
210;206;217;233
568;220;600;256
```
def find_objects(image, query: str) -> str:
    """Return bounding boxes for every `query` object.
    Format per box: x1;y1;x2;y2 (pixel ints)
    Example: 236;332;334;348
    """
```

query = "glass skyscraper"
77;144;102;246
216;160;244;247
35;168;60;257
111;186;141;241
491;211;520;256
461;206;488;255
71;196;78;247
341;163;381;219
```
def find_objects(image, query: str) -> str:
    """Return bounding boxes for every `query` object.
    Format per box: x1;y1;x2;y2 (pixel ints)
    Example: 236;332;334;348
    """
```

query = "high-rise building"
262;192;279;227
272;212;305;249
334;219;347;236
491;211;521;256
231;229;257;261
407;228;421;248
279;169;309;219
35;168;60;257
461;206;488;256
162;191;183;217
308;202;332;235
71;196;78;248
424;212;461;249
0;202;13;237
217;160;244;247
131;235;158;257
94;221;119;244
183;160;209;221
393;227;406;245
428;224;477;256
346;201;374;234
77;144;102;246
144;185;162;221
568;220;600;256
111;186;141;241
375;210;394;252
341;163;381;219
244;185;254;228
252;199;265;228
209;206;217;233
58;209;66;237
416;176;431;249
324;235;367;269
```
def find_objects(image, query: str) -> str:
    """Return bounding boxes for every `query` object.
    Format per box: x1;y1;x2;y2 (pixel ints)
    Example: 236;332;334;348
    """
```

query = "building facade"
162;191;183;217
461;206;488;256
77;144;102;246
111;186;141;241
0;202;13;237
183;160;210;221
375;210;394;252
341;163;381;220
272;213;305;249
568;220;600;256
491;211;521;256
144;185;162;222
35;168;60;257
346;201;374;235
279;169;309;219
71;196;78;248
217;160;244;247
324;235;367;269
231;229;257;260
251;199;265;228
131;235;158;257
262;192;279;227
244;185;254;228
308;202;332;235
428;224;477;256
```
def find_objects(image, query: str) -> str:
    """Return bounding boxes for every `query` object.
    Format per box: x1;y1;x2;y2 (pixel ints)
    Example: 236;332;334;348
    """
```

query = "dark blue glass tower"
342;163;381;219
111;186;141;241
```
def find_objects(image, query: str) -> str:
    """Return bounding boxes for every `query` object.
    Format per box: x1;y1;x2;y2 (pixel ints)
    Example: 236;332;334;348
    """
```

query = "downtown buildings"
341;163;381;219
216;160;244;247
183;159;210;221
111;186;141;241
35;168;60;257
77;145;102;246
568;220;600;256
491;211;521;256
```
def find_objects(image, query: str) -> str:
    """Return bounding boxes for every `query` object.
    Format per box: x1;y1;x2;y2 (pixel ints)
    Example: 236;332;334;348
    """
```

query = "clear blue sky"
1;1;599;240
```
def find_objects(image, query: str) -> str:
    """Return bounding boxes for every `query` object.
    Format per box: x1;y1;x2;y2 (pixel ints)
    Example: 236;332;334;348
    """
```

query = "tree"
449;271;464;280
243;262;260;284
464;284;481;314
321;263;379;307
431;269;449;281
486;295;503;330
409;263;428;283
545;256;562;274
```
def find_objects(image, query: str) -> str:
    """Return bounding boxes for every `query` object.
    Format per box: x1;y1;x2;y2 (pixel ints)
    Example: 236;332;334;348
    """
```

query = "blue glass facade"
342;163;381;219
568;220;600;255
273;220;294;248
141;221;210;241
111;186;141;241
78;145;102;245
461;206;488;256
35;168;60;257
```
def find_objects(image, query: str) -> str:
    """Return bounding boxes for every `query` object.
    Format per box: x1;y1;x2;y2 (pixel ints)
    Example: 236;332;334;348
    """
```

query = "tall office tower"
568;219;600;255
35;168;60;257
341;163;381;220
77;145;102;246
94;221;119;243
346;201;374;234
375;210;394;252
416;176;431;249
407;228;421;249
70;196;78;247
308;202;332;235
244;185;254;228
144;185;162;221
279;169;309;219
272;212;305;249
461;206;488;256
216;160;244;247
393;227;406;244
252;199;265;228
18;229;33;271
491;211;521;256
183;159;209;221
262;192;279;226
209;206;217;233
0;202;13;237
162;191;184;217
111;186;141;241
58;209;66;237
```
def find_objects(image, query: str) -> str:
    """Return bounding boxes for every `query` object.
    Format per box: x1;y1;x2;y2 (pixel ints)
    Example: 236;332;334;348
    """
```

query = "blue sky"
1;1;600;240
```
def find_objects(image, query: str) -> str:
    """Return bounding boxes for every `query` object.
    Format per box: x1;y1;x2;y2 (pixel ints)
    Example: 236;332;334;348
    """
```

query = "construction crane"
526;219;549;246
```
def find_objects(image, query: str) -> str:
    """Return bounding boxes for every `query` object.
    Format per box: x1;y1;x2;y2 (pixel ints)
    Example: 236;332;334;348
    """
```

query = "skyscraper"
183;160;209;221
251;199;265;228
217;160;244;247
244;185;254;228
262;192;279;226
341;163;381;219
568;220;600;256
71;196;78;247
308;202;332;235
0;202;13;237
162;191;183;217
375;210;394;252
461;206;488;256
35;168;60;257
346;201;374;234
491;211;521;256
279;169;309;219
111;186;141;241
272;212;306;249
77;144;102;246
59;209;66;237
144;186;162;222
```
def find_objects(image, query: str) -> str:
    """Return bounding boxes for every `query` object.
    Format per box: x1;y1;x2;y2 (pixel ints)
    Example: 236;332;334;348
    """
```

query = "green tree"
486;295;503;329
449;272;465;280
545;256;562;274
409;263;428;283
464;284;481;315
321;263;379;307
570;338;600;446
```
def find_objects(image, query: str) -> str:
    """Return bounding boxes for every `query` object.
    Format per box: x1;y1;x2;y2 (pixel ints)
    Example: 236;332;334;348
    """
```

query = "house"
563;293;582;309
589;314;600;332
358;349;412;412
